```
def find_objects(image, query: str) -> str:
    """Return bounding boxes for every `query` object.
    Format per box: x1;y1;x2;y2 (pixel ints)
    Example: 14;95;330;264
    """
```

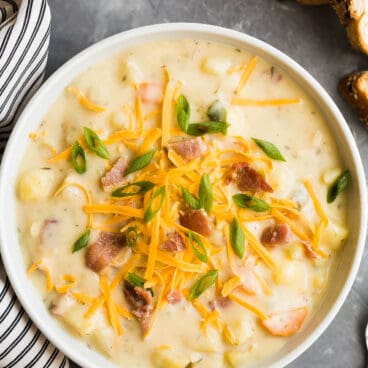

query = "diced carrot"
261;307;308;337
139;83;163;104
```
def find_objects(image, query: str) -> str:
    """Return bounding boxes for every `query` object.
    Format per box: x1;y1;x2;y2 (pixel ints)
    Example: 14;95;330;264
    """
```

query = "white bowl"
0;23;366;368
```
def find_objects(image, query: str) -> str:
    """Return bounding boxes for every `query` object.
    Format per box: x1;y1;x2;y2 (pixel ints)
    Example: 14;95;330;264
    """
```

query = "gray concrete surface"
46;1;368;367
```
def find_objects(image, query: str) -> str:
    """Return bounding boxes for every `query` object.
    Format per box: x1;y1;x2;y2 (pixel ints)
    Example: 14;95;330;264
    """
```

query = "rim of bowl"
0;23;366;368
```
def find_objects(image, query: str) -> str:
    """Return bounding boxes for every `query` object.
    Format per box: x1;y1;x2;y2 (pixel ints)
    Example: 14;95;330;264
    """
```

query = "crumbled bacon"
85;232;126;273
208;297;231;311
261;223;291;247
169;137;207;161
123;282;154;334
101;156;127;191
179;208;211;237
302;241;319;259
160;231;186;252
227;162;273;192
166;289;182;304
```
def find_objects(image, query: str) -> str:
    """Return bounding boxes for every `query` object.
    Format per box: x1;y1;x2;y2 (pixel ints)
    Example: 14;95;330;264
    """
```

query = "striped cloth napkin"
0;1;69;367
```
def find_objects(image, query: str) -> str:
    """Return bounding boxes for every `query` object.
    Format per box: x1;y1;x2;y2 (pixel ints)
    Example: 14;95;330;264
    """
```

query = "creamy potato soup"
16;40;349;368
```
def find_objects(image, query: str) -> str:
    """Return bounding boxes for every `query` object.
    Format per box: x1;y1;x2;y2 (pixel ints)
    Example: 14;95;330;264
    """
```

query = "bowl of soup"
0;23;366;368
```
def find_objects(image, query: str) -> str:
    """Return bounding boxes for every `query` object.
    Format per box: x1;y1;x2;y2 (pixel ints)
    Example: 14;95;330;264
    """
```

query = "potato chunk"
151;348;190;368
18;169;54;201
201;57;231;75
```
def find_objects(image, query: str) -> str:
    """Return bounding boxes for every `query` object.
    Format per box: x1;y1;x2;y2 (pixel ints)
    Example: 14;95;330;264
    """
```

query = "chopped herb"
327;170;350;203
124;226;139;247
126;149;155;176
252;137;286;161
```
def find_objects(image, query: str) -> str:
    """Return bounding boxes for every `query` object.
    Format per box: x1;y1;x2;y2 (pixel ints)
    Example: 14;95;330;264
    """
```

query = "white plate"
0;23;366;368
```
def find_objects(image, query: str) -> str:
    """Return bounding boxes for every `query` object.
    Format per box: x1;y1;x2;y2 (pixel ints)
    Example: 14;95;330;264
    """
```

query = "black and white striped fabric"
0;1;70;367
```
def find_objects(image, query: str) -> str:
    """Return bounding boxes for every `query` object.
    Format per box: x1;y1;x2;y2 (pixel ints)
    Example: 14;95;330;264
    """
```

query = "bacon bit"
139;83;163;104
208;297;231;311
85;232;126;273
227;162;273;192
101;156;127;191
166;289;182;304
169;137;207;161
302;241;319;259
261;224;291;247
261;307;308;337
179;208;211;237
123;282;154;334
160;231;186;252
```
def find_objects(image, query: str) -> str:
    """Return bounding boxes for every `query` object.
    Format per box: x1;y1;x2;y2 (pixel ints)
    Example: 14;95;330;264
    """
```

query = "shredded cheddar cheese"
67;86;106;112
232;97;301;106
234;56;258;95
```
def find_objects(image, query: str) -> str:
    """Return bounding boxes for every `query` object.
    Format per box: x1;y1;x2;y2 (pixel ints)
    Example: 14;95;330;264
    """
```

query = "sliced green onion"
327;170;350;203
71;141;87;174
72;229;90;253
251;138;285;161
83;127;109;160
181;185;201;209
187;121;229;136
176;94;190;133
189;270;218;300
232;193;270;212
188;231;208;263
199;173;213;214
111;181;155;197
126;272;154;295
144;186;166;223
126;149;155;176
207;100;227;122
229;218;245;259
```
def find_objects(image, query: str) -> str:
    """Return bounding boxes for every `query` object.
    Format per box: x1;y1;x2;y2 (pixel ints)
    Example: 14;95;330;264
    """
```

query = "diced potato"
311;130;322;147
201;57;231;75
291;184;309;208
270;164;295;198
62;304;96;336
223;316;254;345
313;270;327;291
18;169;54;201
125;59;143;84
322;222;349;249
151;347;190;368
225;350;250;367
183;327;221;353
191;354;223;368
110;110;129;130
92;326;116;357
273;260;305;285
322;168;342;185
62;120;82;146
